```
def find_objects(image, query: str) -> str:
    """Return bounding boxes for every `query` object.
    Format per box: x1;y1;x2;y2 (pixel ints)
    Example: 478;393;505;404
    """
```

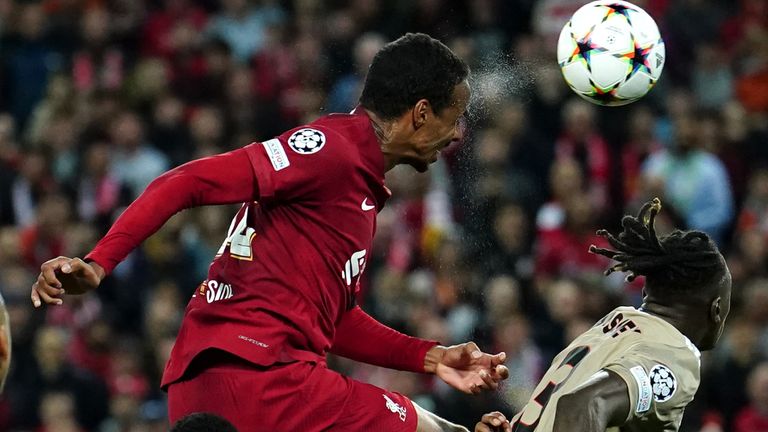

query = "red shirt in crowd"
734;406;768;432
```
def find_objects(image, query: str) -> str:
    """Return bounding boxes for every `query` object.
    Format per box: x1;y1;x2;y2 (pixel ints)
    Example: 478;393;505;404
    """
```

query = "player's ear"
412;99;430;129
710;296;722;325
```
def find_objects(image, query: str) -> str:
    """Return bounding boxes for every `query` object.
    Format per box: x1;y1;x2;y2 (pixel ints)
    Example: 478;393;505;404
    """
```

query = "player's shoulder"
276;113;370;162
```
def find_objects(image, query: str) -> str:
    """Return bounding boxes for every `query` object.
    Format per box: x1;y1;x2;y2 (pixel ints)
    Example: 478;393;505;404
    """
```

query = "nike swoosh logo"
361;198;376;211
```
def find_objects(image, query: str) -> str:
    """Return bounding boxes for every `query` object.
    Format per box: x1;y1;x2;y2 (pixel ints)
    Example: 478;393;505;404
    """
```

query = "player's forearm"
86;148;259;275
330;306;438;373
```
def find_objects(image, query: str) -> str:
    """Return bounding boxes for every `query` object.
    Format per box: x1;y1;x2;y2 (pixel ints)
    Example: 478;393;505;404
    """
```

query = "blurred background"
0;0;766;431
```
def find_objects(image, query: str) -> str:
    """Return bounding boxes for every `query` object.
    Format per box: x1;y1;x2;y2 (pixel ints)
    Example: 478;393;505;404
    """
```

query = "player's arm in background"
31;146;260;306
0;292;11;392
551;370;630;431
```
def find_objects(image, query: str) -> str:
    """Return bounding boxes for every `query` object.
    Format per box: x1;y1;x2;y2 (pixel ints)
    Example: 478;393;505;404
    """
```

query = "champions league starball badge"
287;128;326;154
649;364;677;403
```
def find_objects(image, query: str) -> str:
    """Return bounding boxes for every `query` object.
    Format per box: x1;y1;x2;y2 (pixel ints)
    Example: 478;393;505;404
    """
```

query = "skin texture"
368;81;470;173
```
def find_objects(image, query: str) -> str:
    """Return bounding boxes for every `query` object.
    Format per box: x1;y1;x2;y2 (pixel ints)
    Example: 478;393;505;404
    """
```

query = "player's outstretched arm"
331;306;508;394
552;370;630;432
31;147;260;307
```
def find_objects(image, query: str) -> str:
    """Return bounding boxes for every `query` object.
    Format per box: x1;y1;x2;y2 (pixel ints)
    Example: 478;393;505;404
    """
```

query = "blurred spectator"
641;113;734;244
77;141;121;230
483;275;522;327
555;99;611;212
327;32;385;114
204;0;285;64
536;158;585;232
141;0;208;60
734;362;768;432
109;111;169;199
189;104;226;153
72;7;124;94
692;43;734;110
534;195;609;287
30;326;109;429
476;201;534;283
493;314;542;412
39;390;83;432
621;105;662;204
11;150;56;228
1;2;62;128
19;193;70;270
705;318;763;430
737;169;768;237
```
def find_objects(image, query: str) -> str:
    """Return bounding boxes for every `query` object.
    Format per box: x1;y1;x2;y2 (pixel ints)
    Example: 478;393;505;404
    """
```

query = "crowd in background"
0;0;767;430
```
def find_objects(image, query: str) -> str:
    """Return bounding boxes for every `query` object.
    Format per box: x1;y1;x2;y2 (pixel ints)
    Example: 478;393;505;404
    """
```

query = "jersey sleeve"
243;127;353;204
604;341;700;429
85;147;258;275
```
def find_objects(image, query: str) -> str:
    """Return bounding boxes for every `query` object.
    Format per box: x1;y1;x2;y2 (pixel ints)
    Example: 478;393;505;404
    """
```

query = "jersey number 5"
512;345;591;431
217;205;257;260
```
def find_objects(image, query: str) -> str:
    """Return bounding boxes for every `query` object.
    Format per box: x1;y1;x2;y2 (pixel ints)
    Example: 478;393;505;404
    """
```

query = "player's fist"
475;412;511;432
31;257;105;307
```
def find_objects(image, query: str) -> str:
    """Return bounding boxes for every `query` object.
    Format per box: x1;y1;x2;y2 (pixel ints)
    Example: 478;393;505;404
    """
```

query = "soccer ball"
557;1;665;106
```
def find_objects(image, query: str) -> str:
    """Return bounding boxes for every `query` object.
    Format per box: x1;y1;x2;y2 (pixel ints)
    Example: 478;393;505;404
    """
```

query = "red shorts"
167;351;418;432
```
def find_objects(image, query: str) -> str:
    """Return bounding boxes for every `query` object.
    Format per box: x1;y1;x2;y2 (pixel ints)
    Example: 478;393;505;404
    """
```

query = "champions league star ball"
557;1;665;106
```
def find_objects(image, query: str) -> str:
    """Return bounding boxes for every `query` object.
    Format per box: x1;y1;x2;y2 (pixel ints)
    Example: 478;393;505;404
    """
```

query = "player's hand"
475;412;511;432
31;257;104;308
427;342;509;395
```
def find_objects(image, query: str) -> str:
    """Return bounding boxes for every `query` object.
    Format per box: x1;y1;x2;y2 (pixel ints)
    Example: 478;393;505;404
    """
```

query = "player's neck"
365;109;404;172
640;300;705;347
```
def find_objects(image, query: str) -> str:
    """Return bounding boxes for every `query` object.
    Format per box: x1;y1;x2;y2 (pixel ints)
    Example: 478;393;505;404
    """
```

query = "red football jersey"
160;111;397;386
86;109;436;389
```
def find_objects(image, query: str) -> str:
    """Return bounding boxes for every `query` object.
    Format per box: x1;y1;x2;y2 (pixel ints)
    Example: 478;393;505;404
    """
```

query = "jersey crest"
649;364;677;403
288;128;326;154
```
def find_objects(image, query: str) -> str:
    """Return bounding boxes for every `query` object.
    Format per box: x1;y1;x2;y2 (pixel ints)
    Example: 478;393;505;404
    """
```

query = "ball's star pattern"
602;3;635;21
560;24;608;72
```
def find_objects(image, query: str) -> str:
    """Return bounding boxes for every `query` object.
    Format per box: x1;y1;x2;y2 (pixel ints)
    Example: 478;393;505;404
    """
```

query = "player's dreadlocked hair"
589;198;725;293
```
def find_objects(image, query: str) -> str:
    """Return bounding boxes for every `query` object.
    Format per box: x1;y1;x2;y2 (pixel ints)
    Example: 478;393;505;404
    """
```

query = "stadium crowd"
0;0;766;430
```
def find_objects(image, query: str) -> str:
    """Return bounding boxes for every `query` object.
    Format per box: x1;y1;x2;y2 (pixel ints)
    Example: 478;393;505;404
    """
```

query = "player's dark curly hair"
360;33;469;120
171;413;238;432
590;198;725;293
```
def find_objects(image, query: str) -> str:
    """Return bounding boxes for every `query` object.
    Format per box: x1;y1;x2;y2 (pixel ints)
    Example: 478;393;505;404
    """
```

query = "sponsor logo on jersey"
383;394;407;422
287;128;326;154
361;197;375;211
341;250;366;286
649;364;677;403
200;279;234;304
630;365;652;413
262;139;290;171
